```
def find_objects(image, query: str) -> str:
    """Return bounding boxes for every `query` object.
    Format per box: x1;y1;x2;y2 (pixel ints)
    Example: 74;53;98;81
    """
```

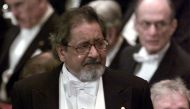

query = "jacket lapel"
118;88;132;109
32;89;47;109
150;44;174;84
0;26;19;66
103;68;132;109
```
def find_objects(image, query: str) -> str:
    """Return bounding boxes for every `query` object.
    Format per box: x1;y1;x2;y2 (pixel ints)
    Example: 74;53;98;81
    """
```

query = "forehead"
154;92;189;108
5;0;22;4
136;0;172;20
5;0;36;6
70;22;104;42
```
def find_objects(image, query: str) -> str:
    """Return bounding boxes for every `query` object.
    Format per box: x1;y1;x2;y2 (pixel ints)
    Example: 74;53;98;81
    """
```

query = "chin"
148;48;161;54
79;65;105;82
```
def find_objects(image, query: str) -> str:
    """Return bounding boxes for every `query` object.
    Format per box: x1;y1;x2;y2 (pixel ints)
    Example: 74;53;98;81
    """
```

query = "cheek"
74;55;86;64
161;32;172;43
100;53;107;64
139;36;147;45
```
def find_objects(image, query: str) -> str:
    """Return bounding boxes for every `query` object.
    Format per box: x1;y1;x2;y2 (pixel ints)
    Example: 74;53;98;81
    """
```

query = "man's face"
58;22;107;82
135;0;177;54
153;92;189;109
5;0;44;28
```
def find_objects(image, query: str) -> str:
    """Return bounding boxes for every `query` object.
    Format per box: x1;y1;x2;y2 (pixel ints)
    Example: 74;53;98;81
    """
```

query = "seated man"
11;6;153;109
151;78;190;109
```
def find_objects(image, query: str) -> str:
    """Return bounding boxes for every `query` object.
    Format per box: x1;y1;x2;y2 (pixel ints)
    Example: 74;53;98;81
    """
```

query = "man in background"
151;78;190;109
118;0;190;88
88;0;129;69
0;0;59;102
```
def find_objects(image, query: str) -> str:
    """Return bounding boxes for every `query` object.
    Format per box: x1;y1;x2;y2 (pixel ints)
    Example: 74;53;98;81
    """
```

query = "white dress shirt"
121;14;138;46
59;64;105;109
133;43;170;81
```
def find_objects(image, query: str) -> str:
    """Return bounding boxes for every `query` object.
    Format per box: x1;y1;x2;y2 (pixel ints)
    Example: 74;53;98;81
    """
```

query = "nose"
148;24;157;36
88;45;99;58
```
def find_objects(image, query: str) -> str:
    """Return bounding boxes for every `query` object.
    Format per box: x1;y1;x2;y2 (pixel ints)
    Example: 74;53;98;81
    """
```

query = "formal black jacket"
171;0;190;53
109;39;129;70
0;13;60;99
12;65;153;109
118;41;190;88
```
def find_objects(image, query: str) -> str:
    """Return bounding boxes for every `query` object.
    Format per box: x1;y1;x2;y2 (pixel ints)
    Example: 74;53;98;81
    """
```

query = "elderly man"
11;6;153;109
151;78;190;109
118;0;190;87
0;0;59;102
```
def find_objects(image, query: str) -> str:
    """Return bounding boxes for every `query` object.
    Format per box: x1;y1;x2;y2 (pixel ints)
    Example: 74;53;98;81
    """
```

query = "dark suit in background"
172;0;190;54
12;65;153;109
109;40;129;69
118;41;190;89
0;13;59;99
0;1;12;51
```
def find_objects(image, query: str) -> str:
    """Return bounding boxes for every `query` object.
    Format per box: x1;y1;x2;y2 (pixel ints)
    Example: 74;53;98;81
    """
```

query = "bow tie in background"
65;81;96;97
133;53;159;63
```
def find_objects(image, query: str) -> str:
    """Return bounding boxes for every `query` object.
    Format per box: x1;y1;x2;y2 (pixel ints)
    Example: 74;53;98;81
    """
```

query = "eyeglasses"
137;20;172;31
65;40;108;55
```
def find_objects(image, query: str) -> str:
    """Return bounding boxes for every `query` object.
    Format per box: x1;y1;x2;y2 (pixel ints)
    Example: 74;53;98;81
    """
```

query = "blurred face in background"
5;0;47;28
153;92;189;109
135;0;177;54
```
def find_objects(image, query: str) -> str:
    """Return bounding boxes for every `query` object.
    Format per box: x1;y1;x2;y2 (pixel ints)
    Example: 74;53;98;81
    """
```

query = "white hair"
151;78;190;103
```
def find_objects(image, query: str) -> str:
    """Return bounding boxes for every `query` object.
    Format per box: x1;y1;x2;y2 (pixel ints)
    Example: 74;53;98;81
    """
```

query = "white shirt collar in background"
133;42;170;81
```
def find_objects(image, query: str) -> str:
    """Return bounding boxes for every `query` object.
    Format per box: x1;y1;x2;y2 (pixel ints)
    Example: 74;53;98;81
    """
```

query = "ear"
107;27;117;41
56;46;66;62
171;19;177;34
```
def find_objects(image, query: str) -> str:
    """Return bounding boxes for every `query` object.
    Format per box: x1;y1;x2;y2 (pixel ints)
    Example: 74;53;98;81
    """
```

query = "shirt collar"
61;64;99;96
133;42;170;63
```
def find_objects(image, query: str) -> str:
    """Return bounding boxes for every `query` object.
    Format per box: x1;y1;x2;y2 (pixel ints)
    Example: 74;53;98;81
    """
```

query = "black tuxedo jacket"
118;41;190;88
109;39;129;70
12;64;153;109
0;13;60;99
171;0;190;53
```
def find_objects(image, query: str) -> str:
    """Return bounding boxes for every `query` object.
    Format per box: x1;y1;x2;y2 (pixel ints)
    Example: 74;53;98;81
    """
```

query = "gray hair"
151;78;190;103
88;0;122;29
50;6;106;60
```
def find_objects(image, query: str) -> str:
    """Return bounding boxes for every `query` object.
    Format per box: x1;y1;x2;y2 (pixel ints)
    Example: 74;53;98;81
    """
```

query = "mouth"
84;62;101;66
146;40;159;45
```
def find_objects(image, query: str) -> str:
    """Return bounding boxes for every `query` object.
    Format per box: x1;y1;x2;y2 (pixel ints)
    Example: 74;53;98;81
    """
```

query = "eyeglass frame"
136;18;174;31
64;39;108;55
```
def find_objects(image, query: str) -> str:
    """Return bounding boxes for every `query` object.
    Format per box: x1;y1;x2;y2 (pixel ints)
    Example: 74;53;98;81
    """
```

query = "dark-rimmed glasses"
65;40;108;55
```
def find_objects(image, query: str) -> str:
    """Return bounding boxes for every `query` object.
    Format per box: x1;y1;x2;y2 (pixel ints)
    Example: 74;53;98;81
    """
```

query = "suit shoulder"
13;68;60;91
104;68;149;89
122;45;141;54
